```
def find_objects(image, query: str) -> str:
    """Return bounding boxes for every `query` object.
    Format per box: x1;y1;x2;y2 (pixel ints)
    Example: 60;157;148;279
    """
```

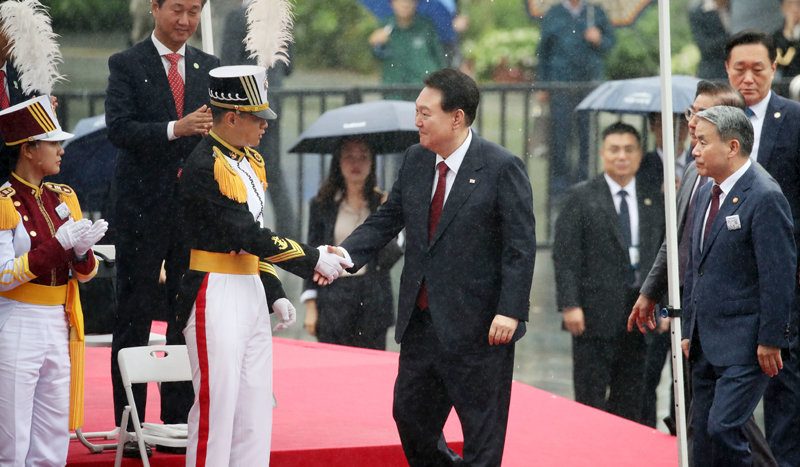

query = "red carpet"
68;336;677;466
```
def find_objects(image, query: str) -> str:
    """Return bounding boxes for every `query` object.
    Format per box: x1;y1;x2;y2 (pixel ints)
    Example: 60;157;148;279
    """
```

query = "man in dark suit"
104;0;219;454
629;82;780;466
630;82;746;330
683;105;796;466
553;122;664;423
725;30;800;467
338;68;536;466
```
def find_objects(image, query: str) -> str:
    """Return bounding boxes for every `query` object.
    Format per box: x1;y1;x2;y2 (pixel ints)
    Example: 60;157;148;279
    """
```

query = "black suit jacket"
303;196;402;328
553;175;665;338
105;39;219;254
756;92;800;250
340;133;536;352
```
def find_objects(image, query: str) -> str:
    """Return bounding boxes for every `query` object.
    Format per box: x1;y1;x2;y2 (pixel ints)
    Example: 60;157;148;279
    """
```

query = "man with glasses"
630;81;784;465
725;29;800;467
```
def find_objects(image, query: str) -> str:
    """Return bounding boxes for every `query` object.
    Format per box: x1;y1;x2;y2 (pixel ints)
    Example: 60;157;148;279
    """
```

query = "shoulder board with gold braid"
244;147;268;190
212;146;247;203
0;186;19;230
44;183;83;220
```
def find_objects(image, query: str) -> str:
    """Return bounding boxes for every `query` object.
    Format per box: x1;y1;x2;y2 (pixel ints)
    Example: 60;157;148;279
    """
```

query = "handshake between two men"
270;245;352;332
313;245;352;285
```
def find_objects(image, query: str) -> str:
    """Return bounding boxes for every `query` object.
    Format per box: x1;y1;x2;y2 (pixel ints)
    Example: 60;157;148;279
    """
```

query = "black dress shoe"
156;444;187;454
122;440;153;459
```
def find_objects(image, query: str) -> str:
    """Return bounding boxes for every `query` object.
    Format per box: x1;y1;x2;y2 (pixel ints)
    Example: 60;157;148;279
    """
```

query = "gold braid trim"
258;260;279;278
45;183;84;220
0;186;19;230
245;147;268;190
66;279;85;430
265;238;306;263
213;146;248;203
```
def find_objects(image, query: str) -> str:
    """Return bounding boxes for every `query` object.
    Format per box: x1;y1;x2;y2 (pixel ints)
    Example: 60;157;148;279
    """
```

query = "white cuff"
167;121;178;141
338;246;352;266
300;289;318;303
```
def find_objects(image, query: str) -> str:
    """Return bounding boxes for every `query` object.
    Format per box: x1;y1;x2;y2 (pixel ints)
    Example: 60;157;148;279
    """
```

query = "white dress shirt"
747;91;770;162
701;159;751;248
604;174;640;249
432;129;472;205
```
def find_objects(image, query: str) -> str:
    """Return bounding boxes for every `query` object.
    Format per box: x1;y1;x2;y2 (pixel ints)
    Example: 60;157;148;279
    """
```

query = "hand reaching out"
314;245;353;285
174;105;213;137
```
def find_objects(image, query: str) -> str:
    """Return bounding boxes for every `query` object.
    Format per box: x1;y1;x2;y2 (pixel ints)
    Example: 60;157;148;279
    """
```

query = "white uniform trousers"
184;272;273;467
0;302;70;466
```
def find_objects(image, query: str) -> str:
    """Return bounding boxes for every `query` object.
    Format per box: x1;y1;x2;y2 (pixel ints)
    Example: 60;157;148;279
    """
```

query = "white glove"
314;245;354;282
272;298;296;331
74;219;109;257
55;218;92;251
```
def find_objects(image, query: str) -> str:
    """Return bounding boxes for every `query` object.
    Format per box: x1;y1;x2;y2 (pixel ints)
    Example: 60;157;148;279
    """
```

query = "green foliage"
605;0;694;79
459;0;533;41
49;0;131;32
293;0;378;73
463;28;538;82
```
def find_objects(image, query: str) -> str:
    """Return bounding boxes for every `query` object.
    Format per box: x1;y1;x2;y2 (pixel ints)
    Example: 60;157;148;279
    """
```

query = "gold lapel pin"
194;62;200;69
469;179;476;184
775;112;781;119
733;197;739;203
644;198;652;206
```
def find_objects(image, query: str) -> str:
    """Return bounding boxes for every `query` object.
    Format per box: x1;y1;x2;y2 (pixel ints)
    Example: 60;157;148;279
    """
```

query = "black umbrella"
288;100;418;155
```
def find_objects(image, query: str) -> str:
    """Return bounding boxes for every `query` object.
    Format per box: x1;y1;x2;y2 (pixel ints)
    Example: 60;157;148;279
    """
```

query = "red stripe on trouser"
195;274;211;467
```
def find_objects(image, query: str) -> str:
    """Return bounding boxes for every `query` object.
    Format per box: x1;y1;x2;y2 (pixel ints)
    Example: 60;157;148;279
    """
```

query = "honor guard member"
0;95;108;465
177;65;352;466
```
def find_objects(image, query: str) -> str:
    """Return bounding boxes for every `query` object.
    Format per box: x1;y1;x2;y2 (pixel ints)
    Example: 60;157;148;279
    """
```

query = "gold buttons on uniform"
13;201;19;206
22;215;28;221
30;231;37;237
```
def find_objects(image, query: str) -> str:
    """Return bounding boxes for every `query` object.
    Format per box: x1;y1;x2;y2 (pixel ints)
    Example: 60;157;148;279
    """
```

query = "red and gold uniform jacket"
0;173;98;429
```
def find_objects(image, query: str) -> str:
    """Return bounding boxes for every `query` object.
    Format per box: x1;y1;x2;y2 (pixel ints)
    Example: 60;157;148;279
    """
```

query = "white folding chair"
113;345;192;467
72;244;168;454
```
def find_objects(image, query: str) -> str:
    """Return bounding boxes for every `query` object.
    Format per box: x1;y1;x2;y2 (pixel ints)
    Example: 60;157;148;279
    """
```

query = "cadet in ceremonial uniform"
0;95;108;466
177;65;351;466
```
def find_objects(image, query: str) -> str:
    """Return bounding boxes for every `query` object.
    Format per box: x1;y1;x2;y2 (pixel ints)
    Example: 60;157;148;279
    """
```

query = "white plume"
244;0;294;72
0;0;64;95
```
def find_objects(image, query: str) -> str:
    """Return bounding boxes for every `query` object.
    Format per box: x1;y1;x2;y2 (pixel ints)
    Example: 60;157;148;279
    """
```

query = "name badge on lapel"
726;215;741;231
55;202;71;220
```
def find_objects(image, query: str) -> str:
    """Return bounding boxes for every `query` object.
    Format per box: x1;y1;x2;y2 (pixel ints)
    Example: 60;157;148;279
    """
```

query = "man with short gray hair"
683;105;796;466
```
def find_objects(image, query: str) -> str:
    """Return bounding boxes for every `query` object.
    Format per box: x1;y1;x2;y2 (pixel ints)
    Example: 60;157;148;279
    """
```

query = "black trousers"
110;184;193;427
572;329;646;423
393;309;514;467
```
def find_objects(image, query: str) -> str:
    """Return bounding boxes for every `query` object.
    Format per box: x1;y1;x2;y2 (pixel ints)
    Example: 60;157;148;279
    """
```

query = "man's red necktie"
416;161;449;311
165;53;184;119
0;70;9;110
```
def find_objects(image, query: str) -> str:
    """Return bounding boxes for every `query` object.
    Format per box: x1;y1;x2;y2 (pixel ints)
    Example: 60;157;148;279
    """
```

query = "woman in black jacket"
301;138;402;350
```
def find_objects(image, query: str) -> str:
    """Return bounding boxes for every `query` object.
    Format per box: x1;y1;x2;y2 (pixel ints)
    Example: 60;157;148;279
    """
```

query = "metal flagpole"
657;1;689;465
201;0;215;55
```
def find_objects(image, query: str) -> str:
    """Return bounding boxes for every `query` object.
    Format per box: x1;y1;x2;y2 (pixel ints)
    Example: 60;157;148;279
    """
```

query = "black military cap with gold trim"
208;65;277;120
